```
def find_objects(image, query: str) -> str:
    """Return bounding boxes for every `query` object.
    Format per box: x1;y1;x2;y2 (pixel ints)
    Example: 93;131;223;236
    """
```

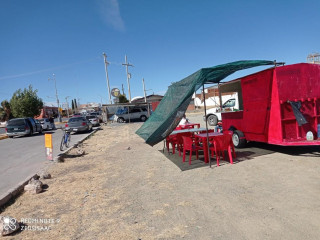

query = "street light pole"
48;74;62;122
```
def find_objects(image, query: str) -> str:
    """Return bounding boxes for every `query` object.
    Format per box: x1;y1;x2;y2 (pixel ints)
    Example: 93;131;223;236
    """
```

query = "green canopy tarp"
136;60;275;146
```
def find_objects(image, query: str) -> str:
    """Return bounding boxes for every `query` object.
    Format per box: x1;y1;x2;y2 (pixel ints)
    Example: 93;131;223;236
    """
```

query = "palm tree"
0;100;13;121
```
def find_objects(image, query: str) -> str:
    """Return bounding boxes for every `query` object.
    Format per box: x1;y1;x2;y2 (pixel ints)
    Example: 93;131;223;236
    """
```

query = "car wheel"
28;129;33;136
117;117;125;123
9;136;13;138
207;115;218;126
39;128;43;134
232;130;247;148
140;115;147;122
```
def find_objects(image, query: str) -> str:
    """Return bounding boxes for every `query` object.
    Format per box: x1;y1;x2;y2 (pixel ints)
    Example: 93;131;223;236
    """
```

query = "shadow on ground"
160;141;320;171
160;150;209;171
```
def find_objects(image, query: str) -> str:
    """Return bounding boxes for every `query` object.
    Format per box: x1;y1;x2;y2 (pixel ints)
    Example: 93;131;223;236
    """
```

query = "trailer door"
241;69;273;137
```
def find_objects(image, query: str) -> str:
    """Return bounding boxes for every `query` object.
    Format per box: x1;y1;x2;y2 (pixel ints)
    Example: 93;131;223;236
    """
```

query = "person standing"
179;114;190;125
49;116;56;130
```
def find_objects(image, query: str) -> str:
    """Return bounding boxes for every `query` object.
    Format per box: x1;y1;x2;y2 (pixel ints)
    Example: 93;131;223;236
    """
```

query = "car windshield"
8;119;25;125
39;119;45;123
68;117;85;122
223;99;236;108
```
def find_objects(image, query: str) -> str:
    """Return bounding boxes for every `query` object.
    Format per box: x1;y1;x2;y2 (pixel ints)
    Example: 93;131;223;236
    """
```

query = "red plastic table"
194;132;224;163
178;123;201;129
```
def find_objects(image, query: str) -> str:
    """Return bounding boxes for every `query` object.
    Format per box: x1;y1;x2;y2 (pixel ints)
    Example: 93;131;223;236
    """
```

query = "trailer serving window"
219;80;243;111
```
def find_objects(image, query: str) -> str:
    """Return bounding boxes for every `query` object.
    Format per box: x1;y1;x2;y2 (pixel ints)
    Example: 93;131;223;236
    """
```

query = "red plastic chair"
166;135;179;154
182;136;203;165
211;134;236;166
175;132;193;156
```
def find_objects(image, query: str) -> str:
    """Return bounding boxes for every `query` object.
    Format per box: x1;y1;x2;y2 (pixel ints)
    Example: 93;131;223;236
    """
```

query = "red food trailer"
221;63;320;147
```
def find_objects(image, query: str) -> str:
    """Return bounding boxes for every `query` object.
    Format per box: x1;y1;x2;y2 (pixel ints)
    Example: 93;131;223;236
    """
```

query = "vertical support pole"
143;78;151;116
103;53;112;104
65;97;70;118
122;55;134;103
218;83;223;112
203;85;212;168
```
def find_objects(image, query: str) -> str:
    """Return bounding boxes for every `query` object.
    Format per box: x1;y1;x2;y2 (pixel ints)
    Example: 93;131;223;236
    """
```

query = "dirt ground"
1;113;320;240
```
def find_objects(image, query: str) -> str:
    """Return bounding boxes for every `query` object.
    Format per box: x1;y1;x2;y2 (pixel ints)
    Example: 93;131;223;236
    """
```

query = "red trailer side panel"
267;70;283;144
240;68;273;142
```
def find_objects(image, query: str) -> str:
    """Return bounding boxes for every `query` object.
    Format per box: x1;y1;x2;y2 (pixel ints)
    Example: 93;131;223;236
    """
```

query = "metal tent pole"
202;85;212;168
218;83;223;112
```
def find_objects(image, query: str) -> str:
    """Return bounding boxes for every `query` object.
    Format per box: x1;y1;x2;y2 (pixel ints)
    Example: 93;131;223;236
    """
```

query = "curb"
0;173;38;208
54;128;99;162
0;135;8;140
0;128;99;208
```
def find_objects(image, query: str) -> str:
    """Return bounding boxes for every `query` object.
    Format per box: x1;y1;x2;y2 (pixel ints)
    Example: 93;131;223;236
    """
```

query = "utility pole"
142;78;151;116
142;78;147;103
65;96;71;118
48;74;62;122
103;53;112;104
122;55;134;102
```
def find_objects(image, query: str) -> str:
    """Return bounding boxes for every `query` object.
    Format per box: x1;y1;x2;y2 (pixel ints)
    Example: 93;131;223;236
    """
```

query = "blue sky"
0;0;319;107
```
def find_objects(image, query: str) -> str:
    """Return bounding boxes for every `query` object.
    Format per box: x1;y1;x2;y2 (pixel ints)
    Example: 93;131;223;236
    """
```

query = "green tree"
0;100;13;121
118;94;129;103
71;99;75;112
10;85;44;118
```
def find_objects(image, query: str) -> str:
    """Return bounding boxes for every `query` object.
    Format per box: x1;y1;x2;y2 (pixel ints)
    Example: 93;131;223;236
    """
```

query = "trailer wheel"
207;115;218;126
232;130;247;148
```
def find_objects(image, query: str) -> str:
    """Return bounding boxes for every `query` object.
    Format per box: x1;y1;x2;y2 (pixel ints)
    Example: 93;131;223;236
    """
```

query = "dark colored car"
65;117;93;133
6;117;42;137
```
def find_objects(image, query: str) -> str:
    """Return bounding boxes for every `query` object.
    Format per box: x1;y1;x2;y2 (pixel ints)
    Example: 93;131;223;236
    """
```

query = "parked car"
86;115;100;127
38;118;53;130
6;117;42;137
65;116;93;133
89;112;102;122
114;106;149;123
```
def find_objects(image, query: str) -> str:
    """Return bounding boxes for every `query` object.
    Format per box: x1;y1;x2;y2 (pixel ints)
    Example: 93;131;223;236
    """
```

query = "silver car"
114;106;149;123
38;118;52;130
86;115;99;127
65;117;93;133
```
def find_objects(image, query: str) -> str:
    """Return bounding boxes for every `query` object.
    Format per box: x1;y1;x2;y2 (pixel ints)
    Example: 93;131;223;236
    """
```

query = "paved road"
0;128;96;197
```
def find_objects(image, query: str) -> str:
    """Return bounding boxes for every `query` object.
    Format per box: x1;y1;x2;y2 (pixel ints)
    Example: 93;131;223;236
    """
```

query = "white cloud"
97;0;125;32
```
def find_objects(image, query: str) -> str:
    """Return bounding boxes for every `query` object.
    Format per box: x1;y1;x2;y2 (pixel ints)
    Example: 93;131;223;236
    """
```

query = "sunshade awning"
136;60;275;146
